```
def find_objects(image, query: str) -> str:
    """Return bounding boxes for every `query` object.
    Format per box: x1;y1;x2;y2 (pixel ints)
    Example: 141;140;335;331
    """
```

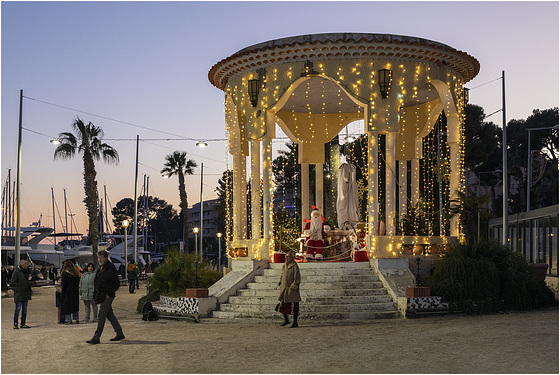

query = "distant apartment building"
187;198;221;259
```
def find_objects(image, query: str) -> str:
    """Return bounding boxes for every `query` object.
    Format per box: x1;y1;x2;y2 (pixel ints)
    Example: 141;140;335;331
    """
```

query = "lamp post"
199;163;204;262
193;227;199;258
123;219;129;280
526;125;559;212
217;232;222;271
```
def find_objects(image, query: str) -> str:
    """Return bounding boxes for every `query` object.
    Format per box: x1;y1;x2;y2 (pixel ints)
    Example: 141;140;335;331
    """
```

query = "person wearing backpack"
86;250;124;345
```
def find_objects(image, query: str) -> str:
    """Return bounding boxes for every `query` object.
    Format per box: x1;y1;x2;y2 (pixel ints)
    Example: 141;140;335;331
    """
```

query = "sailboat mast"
64;189;69;243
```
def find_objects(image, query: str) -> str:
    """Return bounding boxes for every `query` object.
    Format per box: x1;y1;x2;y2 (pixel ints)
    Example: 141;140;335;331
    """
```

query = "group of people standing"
10;250;125;344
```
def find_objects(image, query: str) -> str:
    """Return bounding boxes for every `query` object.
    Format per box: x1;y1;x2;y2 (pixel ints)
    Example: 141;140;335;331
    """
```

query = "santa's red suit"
303;207;330;261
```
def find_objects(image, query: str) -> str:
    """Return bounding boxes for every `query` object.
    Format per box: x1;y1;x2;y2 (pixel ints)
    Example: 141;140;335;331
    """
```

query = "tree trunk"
178;171;189;253
83;151;99;267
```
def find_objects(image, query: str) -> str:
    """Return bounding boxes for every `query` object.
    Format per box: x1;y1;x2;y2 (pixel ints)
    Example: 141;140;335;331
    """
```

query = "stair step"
229;295;393;305
219;302;396;313
212;310;400;320
238;288;388;297
246;281;384;290
262;268;375;277
254;274;379;283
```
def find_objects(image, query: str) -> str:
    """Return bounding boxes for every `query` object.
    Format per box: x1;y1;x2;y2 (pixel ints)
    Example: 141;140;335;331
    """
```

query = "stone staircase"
212;262;400;321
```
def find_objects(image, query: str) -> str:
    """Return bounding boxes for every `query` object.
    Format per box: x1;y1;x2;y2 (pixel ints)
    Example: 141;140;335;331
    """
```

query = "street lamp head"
122;219;129;228
217;232;222;238
196;141;208;148
162;174;169;179
50;139;61;145
193;227;199;233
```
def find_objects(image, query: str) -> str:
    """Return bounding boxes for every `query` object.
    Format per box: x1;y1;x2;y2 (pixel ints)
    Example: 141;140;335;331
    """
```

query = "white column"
399;160;408;225
232;152;242;241
262;137;273;256
449;142;461;237
240;155;247;240
301;162;310;231
315;163;323;214
386;132;396;235
367;131;379;238
251;140;261;240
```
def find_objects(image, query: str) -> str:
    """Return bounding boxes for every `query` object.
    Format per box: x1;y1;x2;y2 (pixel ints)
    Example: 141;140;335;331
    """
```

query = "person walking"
60;260;80;324
86;250;124;344
127;260;136;294
79;263;98;323
11;259;32;329
277;251;301;328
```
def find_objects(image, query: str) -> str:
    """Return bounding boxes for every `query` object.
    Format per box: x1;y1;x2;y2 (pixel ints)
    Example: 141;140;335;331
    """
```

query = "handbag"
276;302;292;315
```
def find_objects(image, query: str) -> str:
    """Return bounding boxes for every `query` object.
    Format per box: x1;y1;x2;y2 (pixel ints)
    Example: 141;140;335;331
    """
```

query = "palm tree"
161;151;197;252
54;118;119;267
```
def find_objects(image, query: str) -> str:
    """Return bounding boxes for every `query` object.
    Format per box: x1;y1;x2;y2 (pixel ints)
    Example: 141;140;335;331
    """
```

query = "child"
55;276;63;324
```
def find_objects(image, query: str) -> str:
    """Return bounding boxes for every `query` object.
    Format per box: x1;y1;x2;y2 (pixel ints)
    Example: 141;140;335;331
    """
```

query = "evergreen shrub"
137;249;222;313
425;239;556;313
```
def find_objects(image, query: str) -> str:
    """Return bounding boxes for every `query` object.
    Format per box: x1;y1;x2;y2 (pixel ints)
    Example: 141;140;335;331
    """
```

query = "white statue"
337;163;359;229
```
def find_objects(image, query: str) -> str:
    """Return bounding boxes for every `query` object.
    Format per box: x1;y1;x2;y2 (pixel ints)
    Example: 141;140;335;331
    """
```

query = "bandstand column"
240;155;247;239
449;142;461;237
367;131;379;241
232;151;242;241
399;160;408;222
412;139;421;205
262;137;273;246
386;132;397;235
250;140;261;240
301;162;310;231
315;163;323;214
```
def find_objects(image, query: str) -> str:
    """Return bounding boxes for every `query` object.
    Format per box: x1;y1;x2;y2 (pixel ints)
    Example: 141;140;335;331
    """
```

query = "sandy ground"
1;283;558;374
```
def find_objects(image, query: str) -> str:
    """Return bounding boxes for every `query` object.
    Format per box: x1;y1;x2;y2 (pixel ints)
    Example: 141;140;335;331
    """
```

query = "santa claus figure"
303;206;330;261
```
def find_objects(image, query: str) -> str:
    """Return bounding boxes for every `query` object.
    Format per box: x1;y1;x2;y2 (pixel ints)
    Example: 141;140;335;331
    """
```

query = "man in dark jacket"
11;259;31;329
86;250;124;344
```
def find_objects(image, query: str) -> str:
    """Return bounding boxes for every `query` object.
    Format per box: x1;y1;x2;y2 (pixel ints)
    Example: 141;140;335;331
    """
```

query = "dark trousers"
93;296;122;340
129;279;135;293
14;301;28;325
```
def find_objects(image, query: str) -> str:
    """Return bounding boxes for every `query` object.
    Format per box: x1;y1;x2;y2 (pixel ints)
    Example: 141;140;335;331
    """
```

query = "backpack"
142;301;158;321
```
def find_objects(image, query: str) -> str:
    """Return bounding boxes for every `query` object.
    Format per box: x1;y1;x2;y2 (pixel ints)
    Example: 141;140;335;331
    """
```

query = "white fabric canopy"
337;163;359;228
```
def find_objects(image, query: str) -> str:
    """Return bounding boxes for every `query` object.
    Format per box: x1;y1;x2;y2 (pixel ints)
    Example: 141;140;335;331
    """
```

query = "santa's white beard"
310;216;323;240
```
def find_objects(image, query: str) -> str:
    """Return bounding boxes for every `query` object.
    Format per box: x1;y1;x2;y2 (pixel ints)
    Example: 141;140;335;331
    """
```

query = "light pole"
193;227;199;259
526;125;559;212
123;219;129;280
199;162;204;262
217;232;222;270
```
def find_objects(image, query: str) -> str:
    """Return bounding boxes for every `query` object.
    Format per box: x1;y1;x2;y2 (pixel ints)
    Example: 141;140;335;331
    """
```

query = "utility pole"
15;90;23;264
502;71;508;246
133;135;139;263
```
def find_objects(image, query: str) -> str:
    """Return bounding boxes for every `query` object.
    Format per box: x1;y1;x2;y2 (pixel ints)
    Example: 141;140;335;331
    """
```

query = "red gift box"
272;252;286;263
353;250;369;262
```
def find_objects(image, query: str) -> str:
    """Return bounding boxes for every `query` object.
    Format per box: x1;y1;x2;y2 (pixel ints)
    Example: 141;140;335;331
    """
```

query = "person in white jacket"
79;263;98;323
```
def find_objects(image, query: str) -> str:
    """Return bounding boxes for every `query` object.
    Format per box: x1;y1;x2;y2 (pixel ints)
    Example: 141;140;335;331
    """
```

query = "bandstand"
208;33;480;262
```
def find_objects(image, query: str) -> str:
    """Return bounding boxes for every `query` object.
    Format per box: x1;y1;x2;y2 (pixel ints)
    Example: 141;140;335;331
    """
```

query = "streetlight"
526;124;559;212
216;232;222;271
193;227;199;258
196;141;208;148
123;219;129;280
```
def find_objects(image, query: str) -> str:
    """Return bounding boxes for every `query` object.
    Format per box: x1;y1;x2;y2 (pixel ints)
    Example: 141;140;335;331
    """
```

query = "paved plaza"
1;284;558;374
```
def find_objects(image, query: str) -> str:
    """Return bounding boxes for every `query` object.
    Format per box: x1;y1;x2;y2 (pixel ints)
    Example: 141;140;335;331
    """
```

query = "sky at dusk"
1;1;558;236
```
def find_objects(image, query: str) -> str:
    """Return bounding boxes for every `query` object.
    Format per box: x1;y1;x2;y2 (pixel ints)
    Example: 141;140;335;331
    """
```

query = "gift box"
272;252;286;263
353;250;369;262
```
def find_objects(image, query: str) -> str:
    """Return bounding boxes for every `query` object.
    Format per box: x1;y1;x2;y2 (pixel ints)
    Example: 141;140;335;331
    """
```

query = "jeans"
14;301;28;326
65;311;79;322
93;296;123;340
83;300;98;321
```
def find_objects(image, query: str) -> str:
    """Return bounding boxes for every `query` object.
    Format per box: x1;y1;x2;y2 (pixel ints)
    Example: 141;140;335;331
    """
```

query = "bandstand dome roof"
209;32;480;90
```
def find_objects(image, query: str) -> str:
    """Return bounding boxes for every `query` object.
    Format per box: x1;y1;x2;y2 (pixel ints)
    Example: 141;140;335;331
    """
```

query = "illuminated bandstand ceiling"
209;33;480;163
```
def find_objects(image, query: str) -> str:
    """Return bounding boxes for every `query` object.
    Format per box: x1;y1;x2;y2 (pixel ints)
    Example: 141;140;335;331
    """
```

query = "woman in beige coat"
278;252;301;327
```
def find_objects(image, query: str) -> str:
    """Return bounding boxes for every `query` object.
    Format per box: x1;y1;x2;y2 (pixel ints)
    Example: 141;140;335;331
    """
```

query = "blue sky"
1;1;558;235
